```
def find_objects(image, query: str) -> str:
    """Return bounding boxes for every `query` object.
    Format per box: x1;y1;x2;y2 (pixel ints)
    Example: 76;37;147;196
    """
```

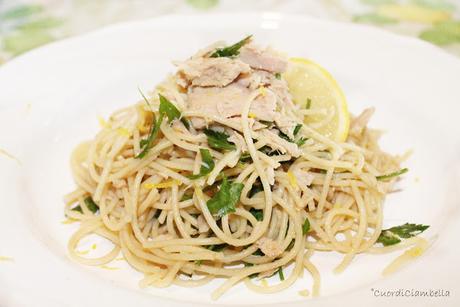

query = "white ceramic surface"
0;14;459;307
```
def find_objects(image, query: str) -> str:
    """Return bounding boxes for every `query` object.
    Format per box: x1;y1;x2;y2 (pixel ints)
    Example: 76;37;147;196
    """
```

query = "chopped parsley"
210;35;252;58
72;196;99;214
376;168;409;181
293;124;302;136
203;129;236;151
377;223;429;246
188;148;215;179
302;218;310;235
249;208;263;221
206;177;244;217
136;94;182;159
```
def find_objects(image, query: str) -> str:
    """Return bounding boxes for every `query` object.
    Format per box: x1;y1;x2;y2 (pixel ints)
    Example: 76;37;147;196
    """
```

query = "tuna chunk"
187;85;278;126
256;237;283;257
188;85;248;117
239;44;287;73
236;69;274;89
176;57;250;88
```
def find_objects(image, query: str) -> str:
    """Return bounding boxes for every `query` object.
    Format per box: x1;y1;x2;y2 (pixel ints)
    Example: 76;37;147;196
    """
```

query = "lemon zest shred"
0;256;14;262
298;289;310;297
76;250;90;255
0;148;21;165
144;180;181;189
91;244;97;250
248;113;257;119
287;171;298;188
260;279;269;287
117;127;131;137
98;116;111;129
61;218;77;224
258;86;266;97
382;238;428;276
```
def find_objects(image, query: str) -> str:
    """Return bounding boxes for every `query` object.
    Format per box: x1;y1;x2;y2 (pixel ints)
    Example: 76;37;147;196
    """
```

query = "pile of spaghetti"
64;36;428;299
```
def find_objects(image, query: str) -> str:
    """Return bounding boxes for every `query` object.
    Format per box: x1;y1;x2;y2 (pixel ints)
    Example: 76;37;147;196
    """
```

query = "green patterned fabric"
0;0;459;64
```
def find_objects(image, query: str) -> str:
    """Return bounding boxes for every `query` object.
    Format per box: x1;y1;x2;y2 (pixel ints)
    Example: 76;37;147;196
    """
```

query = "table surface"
0;0;460;64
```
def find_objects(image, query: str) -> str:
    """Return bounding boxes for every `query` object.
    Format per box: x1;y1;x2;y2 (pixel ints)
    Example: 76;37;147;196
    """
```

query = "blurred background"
0;0;459;64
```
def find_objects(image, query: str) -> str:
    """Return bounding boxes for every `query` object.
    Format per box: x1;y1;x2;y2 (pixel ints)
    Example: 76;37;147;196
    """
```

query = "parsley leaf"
210;35;252;58
249;208;263;221
293;124;302;136
239;152;252;163
278;128;307;148
203;129;236;151
274;73;281;80
159;94;181;123
278;267;285;281
207;244;227;252
136;113;164;159
206;177;244;217
306;98;312;109
188;148;215;179
377;223;429;246
296;137;307;147
244;262;259;278
72;196;99;214
302;218;310;235
136;94;182;159
376;168;409;181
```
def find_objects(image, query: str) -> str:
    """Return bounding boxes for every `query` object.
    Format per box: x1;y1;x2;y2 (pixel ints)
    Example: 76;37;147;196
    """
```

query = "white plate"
1;13;460;307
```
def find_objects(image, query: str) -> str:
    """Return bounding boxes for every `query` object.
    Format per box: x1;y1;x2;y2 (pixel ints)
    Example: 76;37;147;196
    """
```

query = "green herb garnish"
302;218;310;235
136;94;183;159
239;152;252;163
72;196;99;214
203;129;236;151
278;128;307;147
206;177;244;217
159;94;181;123
377;223;429;246
286;240;295;251
244;262;259;278
253;249;264;256
306;98;312;109
136;113;164;159
181;117;191;130
188;148;215;179
293;124;302;136
278;130;292;142
207;244;227;252
376;168;409;181
274;73;281;80
249;208;263;221
278;267;285;281
180;192;193;201
296;137;307;147
210;35;252;58
258;145;280;156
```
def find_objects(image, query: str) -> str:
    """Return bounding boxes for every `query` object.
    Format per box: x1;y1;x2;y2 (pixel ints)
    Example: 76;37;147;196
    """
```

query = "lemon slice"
283;57;350;142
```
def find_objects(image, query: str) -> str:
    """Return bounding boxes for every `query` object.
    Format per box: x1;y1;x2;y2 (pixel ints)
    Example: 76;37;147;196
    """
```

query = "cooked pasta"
64;36;426;299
